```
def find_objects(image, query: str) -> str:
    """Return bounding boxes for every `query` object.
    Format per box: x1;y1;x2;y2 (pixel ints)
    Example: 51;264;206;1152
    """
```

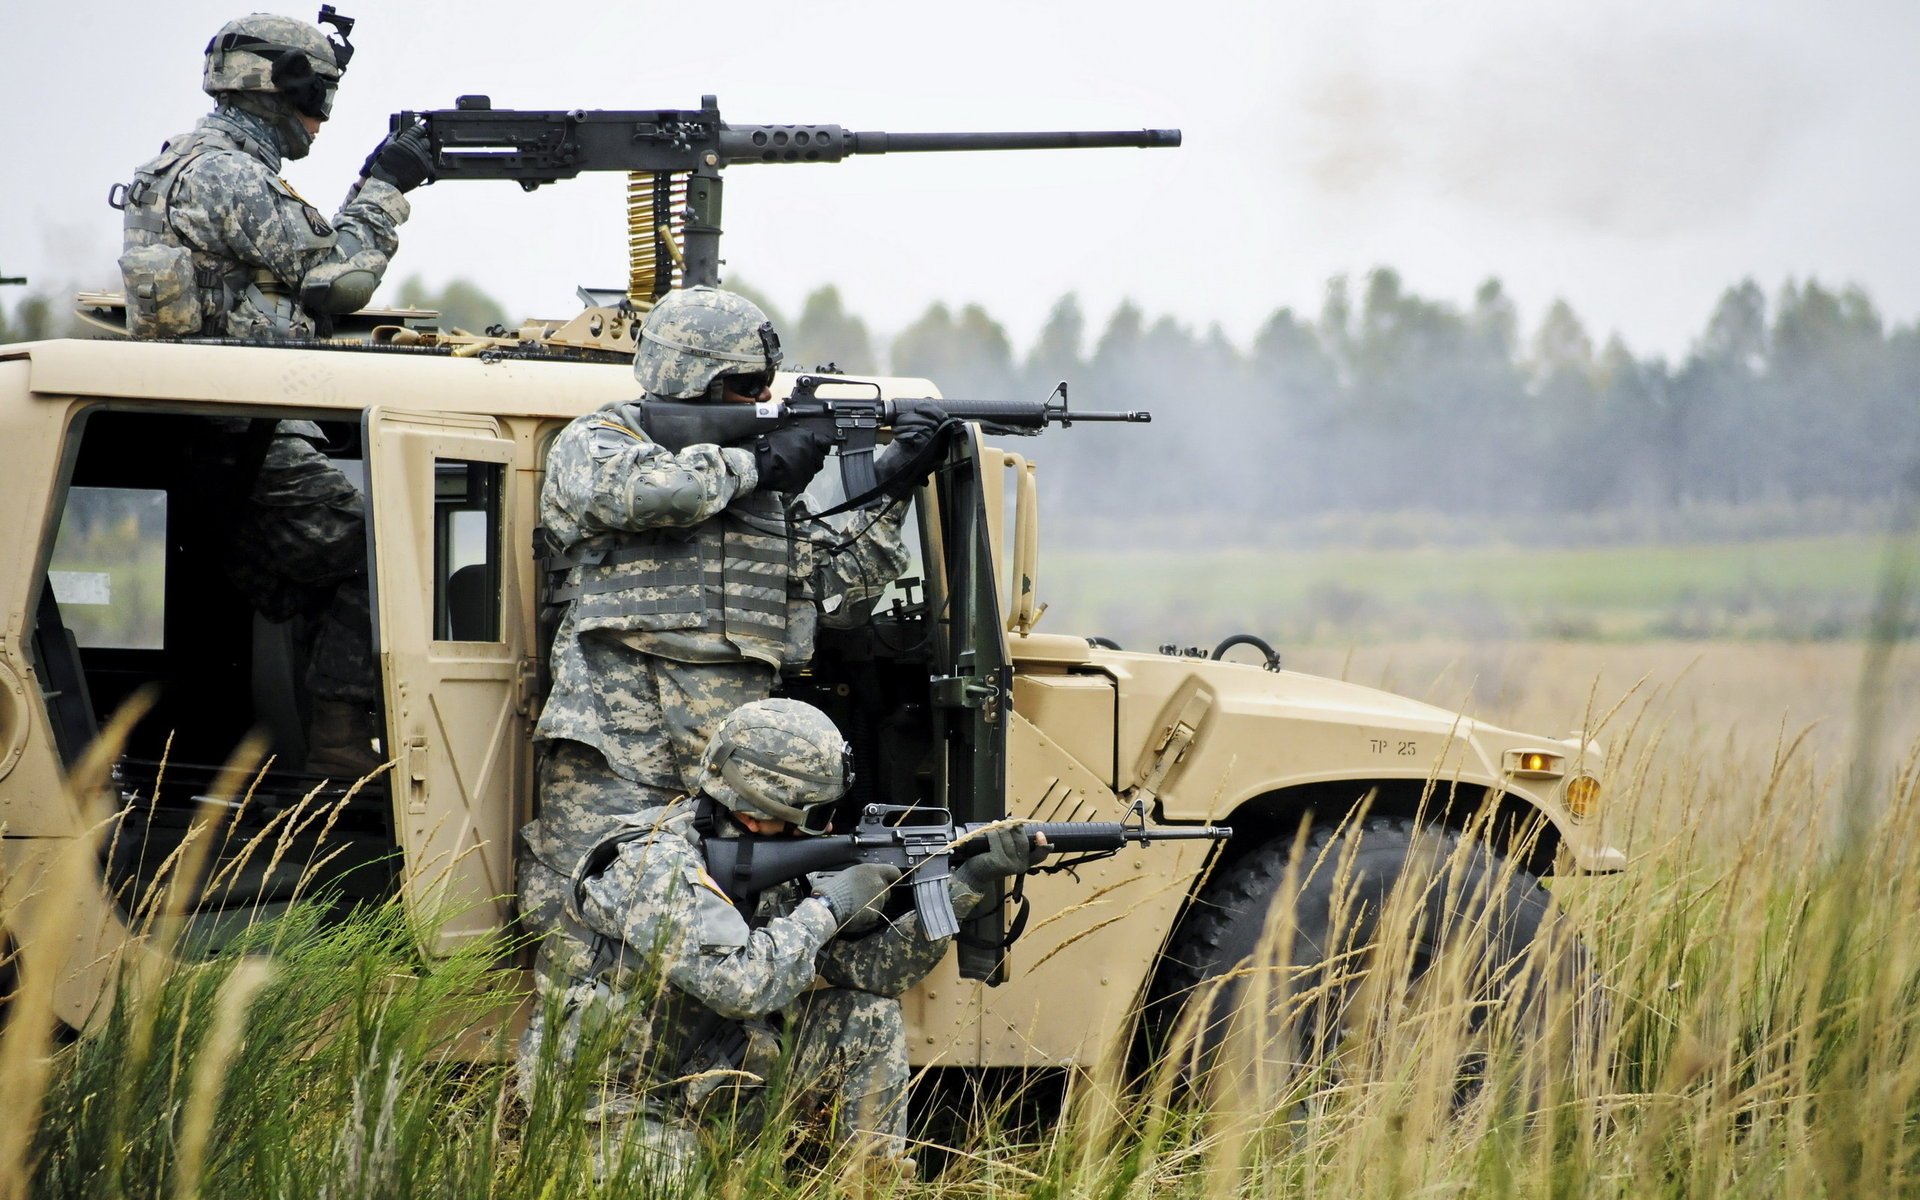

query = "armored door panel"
365;408;524;955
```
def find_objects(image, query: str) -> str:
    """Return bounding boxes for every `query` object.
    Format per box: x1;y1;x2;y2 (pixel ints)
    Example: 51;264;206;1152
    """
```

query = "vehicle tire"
1150;816;1594;1104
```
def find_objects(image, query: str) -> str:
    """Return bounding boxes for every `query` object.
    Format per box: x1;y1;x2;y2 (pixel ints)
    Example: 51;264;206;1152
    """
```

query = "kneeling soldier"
518;697;1034;1180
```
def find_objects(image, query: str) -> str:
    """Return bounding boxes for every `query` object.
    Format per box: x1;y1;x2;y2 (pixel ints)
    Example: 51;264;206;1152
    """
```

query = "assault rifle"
641;376;1151;505
703;802;1231;944
391;95;1180;290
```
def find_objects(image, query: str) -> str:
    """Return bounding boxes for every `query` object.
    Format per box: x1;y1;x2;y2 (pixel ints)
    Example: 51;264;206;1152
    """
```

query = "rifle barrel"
1127;825;1234;841
1067;410;1152;423
849;129;1181;154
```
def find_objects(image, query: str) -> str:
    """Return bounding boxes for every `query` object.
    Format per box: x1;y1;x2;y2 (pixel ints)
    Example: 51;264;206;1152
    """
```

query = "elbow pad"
300;265;381;315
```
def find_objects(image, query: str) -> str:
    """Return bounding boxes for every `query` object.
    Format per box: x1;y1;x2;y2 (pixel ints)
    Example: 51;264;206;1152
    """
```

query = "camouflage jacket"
118;106;408;339
534;400;908;774
572;799;966;1085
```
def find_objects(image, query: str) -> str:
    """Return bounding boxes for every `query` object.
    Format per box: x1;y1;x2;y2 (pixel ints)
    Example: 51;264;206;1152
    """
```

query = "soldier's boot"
306;699;384;780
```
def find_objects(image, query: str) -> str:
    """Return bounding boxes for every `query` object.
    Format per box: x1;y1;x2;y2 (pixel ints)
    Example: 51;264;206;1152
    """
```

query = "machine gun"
391;95;1180;295
639;376;1150;506
703;802;1232;944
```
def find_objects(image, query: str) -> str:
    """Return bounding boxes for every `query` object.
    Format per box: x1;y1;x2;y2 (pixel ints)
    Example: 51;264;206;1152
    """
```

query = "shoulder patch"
693;866;735;904
301;205;333;237
588;421;641;459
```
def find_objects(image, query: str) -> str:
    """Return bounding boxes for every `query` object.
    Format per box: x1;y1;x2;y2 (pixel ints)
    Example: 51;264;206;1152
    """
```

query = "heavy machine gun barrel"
392;95;1180;289
842;129;1182;155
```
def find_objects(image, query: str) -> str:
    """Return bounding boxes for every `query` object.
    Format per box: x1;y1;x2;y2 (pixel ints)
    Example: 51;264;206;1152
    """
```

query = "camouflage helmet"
203;11;354;120
633;286;784;400
698;699;850;834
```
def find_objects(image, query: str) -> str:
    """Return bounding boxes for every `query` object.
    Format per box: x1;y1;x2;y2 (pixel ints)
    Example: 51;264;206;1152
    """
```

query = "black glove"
814;863;902;933
361;119;435;193
873;403;950;488
754;425;832;494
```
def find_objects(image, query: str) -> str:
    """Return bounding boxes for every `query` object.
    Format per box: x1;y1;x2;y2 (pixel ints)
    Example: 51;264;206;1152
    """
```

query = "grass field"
1042;533;1900;646
8;622;1920;1196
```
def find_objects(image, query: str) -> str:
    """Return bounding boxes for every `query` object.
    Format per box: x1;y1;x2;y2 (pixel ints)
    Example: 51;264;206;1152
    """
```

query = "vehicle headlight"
1564;774;1602;819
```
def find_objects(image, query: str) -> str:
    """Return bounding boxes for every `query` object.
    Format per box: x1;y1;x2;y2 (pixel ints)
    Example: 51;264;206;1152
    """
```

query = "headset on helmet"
698;699;852;835
203;8;355;120
632;286;784;401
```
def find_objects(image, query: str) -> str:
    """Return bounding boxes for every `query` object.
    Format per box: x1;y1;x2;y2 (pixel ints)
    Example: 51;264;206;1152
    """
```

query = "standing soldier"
111;9;433;776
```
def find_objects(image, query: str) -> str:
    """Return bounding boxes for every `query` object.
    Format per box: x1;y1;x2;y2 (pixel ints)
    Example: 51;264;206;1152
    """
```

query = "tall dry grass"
7;640;1920;1197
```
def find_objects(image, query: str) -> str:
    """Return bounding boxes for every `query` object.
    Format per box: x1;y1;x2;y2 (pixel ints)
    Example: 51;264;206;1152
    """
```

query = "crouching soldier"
517;698;1036;1180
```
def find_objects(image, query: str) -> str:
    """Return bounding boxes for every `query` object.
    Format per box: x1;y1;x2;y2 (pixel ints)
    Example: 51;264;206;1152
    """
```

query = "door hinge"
930;673;1003;723
515;658;541;717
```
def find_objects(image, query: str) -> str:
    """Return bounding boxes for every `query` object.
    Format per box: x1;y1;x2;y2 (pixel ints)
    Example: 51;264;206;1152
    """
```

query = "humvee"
2;94;1620;1068
0;321;1622;1068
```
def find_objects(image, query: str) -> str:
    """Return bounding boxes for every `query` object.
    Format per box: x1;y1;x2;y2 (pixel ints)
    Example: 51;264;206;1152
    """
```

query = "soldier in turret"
114;8;432;340
112;10;434;777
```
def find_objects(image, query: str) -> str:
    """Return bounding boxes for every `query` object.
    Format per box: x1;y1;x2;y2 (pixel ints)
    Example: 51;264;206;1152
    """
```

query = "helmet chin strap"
226;92;313;160
276;108;315;161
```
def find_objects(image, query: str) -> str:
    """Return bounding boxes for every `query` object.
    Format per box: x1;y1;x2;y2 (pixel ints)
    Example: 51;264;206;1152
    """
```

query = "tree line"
759;273;1920;531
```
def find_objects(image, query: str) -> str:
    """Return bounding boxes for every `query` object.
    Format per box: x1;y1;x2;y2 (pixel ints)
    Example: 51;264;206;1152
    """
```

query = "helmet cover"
633;286;784;400
698;699;851;833
203;12;349;119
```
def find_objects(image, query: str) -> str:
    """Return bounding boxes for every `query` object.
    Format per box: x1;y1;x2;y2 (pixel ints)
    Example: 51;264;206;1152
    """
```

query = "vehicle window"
46;486;167;649
434;459;503;642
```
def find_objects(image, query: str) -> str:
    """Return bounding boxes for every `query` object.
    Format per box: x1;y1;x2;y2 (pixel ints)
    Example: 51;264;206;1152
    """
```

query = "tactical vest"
113;120;308;339
545;489;813;669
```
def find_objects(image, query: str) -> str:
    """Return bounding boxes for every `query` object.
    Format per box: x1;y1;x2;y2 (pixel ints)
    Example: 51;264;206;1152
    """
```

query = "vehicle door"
364;408;526;954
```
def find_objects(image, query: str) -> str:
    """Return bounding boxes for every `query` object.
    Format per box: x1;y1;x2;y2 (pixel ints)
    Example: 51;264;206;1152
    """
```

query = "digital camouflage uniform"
522;397;907;918
518;790;998;1177
118;105;408;340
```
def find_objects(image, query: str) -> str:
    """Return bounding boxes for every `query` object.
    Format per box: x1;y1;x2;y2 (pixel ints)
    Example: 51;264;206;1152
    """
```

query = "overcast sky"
4;0;1916;360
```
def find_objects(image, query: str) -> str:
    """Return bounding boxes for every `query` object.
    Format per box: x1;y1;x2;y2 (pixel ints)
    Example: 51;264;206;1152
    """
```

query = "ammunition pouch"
117;243;202;339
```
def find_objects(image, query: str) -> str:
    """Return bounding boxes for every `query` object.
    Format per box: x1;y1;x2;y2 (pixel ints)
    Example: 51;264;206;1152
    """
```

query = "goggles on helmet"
721;369;775;397
709;738;854;836
206;6;353;121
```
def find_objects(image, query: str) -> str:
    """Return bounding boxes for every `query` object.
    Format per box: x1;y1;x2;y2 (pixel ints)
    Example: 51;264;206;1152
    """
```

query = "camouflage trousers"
309;583;374;705
516;969;912;1182
517;739;678;1040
